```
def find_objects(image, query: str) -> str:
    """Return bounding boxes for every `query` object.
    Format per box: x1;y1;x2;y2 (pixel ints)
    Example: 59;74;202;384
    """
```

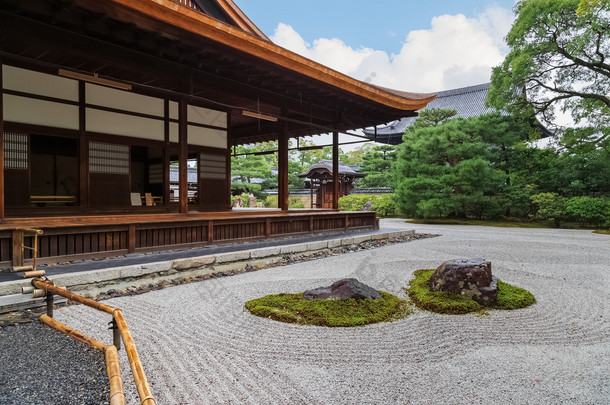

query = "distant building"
364;83;500;145
298;160;365;208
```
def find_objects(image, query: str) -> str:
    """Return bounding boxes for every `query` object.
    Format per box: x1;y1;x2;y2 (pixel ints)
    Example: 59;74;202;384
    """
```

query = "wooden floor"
0;209;377;268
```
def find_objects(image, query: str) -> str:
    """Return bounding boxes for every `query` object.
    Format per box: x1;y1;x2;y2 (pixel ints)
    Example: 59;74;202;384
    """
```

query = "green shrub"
245;291;410;327
531;192;568;227
265;195;278;208
371;194;398;217
263;195;305;208
338;194;373;211
500;185;537;222
565;196;610;227
338;194;399;217
289;197;305;208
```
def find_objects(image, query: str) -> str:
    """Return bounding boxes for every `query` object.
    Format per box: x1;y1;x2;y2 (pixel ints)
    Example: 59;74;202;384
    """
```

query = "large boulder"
303;278;382;301
429;258;498;306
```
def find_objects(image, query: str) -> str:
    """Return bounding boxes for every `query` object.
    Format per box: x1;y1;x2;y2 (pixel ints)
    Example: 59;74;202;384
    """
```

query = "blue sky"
232;1;518;148
234;0;516;55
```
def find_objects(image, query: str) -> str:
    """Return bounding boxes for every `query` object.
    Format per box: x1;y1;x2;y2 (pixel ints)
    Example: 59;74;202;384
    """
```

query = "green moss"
495;279;537;309
245;291;411;327
593;229;610;235
405;269;536;314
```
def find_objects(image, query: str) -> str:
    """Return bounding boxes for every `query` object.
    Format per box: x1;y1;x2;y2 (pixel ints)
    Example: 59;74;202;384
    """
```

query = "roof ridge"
436;83;491;98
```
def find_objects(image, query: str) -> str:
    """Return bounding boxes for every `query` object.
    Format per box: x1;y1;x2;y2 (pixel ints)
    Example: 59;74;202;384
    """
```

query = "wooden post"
332;129;339;210
46;292;54;318
178;99;188;214
207;220;214;243
128;225;136;254
12;230;23;267
163;100;170;208
0;58;4;220
78;81;88;211
278;117;289;211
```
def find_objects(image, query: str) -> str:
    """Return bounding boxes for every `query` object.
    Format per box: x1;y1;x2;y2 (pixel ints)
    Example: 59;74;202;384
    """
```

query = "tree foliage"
488;0;610;147
358;145;397;187
394;112;523;219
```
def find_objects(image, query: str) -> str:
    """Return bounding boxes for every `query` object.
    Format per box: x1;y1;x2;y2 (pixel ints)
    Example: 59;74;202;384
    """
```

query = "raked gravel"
53;220;610;404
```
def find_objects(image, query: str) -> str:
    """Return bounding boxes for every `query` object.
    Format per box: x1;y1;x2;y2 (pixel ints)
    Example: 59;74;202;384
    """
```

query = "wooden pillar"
278;118;289;211
163;100;170;208
178;99;188;214
332;129;339;210
0;59;4;220
78;81;88;211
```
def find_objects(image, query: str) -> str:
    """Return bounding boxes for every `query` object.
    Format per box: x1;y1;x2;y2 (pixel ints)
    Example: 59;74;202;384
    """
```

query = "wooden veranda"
0;210;377;268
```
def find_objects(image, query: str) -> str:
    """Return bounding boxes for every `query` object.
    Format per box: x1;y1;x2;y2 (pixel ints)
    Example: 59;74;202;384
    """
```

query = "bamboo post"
32;279;116;314
113;309;155;405
105;345;126;405
40;315;106;351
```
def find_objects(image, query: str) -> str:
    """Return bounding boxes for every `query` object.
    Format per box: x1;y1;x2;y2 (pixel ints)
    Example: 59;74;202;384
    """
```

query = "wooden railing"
0;211;376;268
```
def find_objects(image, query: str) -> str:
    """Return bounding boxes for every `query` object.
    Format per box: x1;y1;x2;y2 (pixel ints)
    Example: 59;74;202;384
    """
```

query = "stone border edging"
0;230;415;311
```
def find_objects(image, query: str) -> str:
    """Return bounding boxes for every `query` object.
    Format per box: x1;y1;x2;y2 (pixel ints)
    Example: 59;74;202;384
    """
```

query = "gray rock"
302;278;382;300
360;201;374;211
429;258;498;306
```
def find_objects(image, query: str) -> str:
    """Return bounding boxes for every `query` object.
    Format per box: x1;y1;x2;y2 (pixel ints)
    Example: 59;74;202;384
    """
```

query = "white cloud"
271;7;515;93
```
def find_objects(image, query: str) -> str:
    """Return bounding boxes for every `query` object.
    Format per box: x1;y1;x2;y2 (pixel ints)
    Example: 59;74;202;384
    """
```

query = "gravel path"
0;322;108;404
53;221;610;404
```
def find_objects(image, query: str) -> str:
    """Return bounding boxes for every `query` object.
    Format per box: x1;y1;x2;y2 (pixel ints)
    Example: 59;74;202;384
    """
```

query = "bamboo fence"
33;278;154;405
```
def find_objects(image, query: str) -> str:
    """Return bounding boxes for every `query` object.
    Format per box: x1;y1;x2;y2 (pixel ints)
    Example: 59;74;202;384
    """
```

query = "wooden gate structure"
0;0;434;267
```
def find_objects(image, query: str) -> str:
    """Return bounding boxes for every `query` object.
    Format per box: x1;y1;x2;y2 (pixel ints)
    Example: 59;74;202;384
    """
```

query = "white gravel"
54;220;610;404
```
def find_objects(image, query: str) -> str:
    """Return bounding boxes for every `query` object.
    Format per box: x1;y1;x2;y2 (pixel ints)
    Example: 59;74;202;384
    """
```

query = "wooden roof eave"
75;0;436;112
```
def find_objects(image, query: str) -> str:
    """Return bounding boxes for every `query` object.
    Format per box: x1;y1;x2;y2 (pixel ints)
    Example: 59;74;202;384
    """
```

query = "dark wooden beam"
278;108;289;211
78;81;88;210
178;99;188;214
0;57;4;220
163;100;170;208
332;129;339;210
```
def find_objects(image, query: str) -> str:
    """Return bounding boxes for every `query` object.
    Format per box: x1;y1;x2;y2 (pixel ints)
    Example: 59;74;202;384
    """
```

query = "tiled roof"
298;160;365;178
363;83;499;144
351;187;394;194
169;165;199;183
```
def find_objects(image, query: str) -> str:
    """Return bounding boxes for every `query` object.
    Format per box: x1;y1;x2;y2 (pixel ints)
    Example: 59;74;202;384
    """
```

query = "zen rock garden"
246;257;536;325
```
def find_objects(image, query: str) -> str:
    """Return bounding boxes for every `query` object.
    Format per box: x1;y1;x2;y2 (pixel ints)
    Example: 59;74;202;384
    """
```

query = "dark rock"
303;278;382;300
429;258;498;306
360;201;374;211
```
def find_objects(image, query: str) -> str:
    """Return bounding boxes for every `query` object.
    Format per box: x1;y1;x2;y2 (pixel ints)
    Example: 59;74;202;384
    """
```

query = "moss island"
245;291;411;327
407;269;536;314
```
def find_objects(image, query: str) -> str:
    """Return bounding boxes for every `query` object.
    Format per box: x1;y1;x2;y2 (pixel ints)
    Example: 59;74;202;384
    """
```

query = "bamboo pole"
32;279;115;314
40;315;106;351
105;345;126;405
24;270;45;278
113;309;155;405
33;279;155;405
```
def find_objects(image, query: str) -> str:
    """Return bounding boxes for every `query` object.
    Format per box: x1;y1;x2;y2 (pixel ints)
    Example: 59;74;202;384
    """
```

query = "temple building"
363;83;497;144
0;0;434;267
